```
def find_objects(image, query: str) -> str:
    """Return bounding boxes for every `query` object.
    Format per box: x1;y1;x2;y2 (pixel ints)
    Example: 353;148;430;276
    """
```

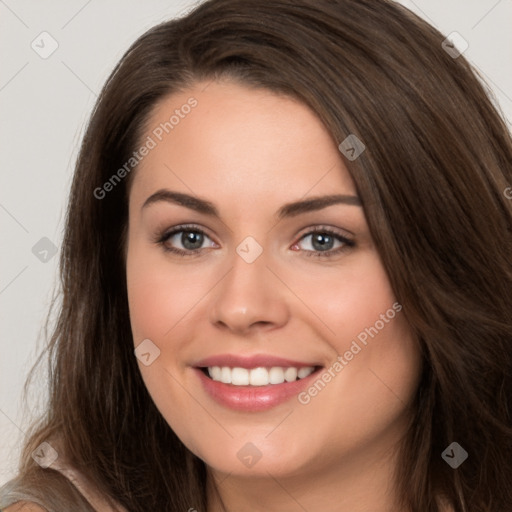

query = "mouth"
198;365;321;386
192;354;324;411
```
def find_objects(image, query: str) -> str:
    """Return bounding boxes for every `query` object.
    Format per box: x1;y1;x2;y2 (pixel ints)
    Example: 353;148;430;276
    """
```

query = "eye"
292;227;355;258
155;224;354;259
156;224;217;256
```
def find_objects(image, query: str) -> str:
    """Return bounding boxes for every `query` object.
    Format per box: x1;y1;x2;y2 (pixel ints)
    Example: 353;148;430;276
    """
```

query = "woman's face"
126;79;421;480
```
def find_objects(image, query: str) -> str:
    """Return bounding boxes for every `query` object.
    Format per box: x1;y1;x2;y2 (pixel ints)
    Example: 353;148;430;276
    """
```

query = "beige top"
48;438;128;512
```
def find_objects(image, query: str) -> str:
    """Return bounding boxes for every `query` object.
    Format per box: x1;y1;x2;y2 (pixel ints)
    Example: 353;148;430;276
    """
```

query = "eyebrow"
142;189;362;219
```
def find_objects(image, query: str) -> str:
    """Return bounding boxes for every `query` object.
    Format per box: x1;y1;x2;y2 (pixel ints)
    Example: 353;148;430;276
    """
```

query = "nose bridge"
208;234;289;332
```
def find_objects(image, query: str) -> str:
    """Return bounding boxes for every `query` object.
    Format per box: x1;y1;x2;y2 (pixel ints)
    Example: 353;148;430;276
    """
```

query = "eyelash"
155;224;355;259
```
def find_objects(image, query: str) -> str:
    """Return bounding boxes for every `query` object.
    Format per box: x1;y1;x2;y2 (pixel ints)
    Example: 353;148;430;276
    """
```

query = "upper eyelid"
160;223;212;238
159;223;351;235
296;225;353;239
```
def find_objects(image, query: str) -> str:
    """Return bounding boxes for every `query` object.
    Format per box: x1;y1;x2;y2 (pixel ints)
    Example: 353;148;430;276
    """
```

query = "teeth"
206;366;315;386
231;367;249;385
284;367;297;382
298;367;313;379
249;367;268;386
269;367;284;384
220;366;231;384
210;366;222;381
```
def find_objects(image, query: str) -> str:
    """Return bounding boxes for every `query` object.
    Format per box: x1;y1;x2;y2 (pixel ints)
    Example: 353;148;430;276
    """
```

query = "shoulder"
2;502;48;512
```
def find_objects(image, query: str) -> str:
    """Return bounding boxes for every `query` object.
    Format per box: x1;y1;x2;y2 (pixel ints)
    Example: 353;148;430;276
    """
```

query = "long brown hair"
1;0;512;510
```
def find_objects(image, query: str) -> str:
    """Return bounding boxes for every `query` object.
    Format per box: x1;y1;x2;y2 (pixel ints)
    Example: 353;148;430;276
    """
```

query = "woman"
1;0;511;510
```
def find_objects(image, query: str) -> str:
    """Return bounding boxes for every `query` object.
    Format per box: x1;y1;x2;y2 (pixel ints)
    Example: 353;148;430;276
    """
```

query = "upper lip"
193;354;322;369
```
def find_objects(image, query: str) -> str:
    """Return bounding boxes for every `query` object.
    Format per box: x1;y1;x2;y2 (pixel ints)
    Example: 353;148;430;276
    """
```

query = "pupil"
312;233;333;251
182;231;203;250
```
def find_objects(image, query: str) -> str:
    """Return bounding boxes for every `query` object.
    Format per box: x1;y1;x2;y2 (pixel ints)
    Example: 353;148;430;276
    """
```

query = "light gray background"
1;0;511;485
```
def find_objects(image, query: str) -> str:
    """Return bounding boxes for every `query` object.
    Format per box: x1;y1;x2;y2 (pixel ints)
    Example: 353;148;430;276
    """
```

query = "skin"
126;79;423;512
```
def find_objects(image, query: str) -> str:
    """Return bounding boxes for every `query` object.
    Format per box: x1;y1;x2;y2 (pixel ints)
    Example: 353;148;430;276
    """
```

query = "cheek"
287;252;421;412
285;251;401;346
126;265;171;343
125;242;205;446
126;243;207;343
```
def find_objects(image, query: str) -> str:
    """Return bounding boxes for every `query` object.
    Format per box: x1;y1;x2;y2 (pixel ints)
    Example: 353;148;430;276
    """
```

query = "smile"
205;365;316;386
192;354;324;411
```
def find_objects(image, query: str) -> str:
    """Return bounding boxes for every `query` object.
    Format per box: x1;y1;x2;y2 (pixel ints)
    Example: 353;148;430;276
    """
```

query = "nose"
208;245;290;336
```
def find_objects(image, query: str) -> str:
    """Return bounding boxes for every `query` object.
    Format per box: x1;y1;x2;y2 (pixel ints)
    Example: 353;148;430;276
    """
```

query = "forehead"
130;79;356;208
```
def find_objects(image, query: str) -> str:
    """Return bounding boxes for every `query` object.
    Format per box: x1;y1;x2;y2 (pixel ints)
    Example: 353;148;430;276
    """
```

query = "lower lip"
194;367;322;412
